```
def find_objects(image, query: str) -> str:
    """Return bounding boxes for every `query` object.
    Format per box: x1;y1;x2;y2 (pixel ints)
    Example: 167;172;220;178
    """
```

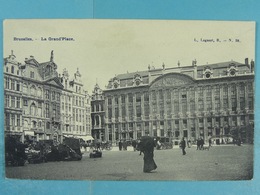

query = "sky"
3;19;255;93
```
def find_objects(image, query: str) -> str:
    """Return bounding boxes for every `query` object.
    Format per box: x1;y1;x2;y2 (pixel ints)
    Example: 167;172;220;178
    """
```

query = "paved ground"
5;144;253;181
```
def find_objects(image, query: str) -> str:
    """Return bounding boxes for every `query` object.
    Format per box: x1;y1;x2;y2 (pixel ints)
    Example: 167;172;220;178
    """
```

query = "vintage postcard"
3;19;255;180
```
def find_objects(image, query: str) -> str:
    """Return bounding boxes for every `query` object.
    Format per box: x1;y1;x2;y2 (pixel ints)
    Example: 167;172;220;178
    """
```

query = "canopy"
78;135;94;141
24;131;35;136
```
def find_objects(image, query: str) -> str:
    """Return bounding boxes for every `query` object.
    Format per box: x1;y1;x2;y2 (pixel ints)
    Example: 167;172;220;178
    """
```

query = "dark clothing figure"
196;139;200;150
201;139;204;150
188;140;191;148
118;141;122;151
123;141;127;150
142;136;157;173
209;138;212;147
132;140;137;151
180;138;186;155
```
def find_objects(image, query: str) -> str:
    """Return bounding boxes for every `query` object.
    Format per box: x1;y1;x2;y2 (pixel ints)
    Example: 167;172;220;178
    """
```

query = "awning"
78;135;94;141
24;131;35;136
63;134;74;138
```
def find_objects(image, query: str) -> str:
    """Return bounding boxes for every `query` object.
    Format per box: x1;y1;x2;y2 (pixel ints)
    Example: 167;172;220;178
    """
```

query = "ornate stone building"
91;83;105;141
4;51;91;143
4;51;23;139
103;59;254;145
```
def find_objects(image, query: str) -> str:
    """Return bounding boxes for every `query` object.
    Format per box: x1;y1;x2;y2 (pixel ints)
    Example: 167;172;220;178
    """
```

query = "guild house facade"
102;59;254;145
4;51;91;143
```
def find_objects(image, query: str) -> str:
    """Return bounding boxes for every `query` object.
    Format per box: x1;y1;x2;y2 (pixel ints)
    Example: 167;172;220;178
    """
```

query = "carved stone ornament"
112;77;120;89
150;73;194;89
227;65;238;77
203;67;213;79
133;74;143;86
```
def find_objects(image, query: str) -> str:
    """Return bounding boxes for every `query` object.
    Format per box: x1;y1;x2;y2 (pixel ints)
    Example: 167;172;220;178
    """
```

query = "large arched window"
30;103;36;115
30;85;36;96
23;84;28;94
95;115;100;126
38;87;42;97
46;122;50;129
32;120;37;128
11;66;14;74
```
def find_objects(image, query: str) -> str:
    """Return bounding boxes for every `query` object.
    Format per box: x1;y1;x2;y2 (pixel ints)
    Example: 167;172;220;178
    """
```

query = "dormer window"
227;64;238;76
203;67;213;79
133;74;142;86
11;66;14;74
112;77;120;89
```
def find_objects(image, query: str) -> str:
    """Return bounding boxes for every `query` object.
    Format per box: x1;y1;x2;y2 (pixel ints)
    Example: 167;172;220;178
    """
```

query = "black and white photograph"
3;19;255;181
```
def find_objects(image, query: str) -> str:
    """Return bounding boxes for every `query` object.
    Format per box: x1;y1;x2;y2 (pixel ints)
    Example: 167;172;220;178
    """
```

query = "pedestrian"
137;140;143;155
132;140;137;151
123;140;127;150
118;140;122;151
142;136;157;173
196;138;200;150
180;137;186;155
156;139;162;150
209;138;212;147
188;139;191;148
201;138;204;150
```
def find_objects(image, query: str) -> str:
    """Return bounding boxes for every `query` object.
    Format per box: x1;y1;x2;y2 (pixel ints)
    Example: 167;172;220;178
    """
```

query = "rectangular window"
231;98;237;111
5;78;9;89
52;91;55;100
30;71;34;79
11;80;15;90
5;95;9;107
17;115;20;126
11;96;15;107
11;114;15;126
248;97;254;110
6;113;10;126
45;90;49;99
45;103;49;118
24;99;28;106
240;97;245;110
16;83;20;91
16;97;20;108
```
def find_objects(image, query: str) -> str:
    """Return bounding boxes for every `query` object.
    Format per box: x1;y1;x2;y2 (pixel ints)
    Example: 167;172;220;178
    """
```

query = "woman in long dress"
142;136;157;173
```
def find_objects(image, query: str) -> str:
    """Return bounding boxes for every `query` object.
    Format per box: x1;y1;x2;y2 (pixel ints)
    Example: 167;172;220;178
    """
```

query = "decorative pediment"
150;73;194;89
133;73;143;86
25;58;40;67
227;64;238;76
203;66;213;79
112;77;120;89
45;77;63;88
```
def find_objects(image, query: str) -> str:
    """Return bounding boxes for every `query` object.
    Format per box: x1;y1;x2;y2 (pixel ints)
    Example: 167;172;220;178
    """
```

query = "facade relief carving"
150;74;194;89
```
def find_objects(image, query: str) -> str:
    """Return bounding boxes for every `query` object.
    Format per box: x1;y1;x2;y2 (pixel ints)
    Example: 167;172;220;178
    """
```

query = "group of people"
196;138;205;150
118;140;129;151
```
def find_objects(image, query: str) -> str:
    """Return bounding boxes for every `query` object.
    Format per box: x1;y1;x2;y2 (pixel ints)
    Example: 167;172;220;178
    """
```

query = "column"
112;124;115;144
194;87;198;113
112;96;115;121
244;82;248;109
236;83;240;111
118;95;122;122
203;86;207;113
178;88;182;114
220;85;224;111
125;93;129;121
212;85;215;111
227;84;232;111
133;93;136;121
163;90;167;136
171;89;174;115
141;92;145;120
156;90;160;117
149;92;153;136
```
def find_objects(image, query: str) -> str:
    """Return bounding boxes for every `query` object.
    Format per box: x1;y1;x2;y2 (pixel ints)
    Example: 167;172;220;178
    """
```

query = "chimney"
245;58;249;65
251;60;255;73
